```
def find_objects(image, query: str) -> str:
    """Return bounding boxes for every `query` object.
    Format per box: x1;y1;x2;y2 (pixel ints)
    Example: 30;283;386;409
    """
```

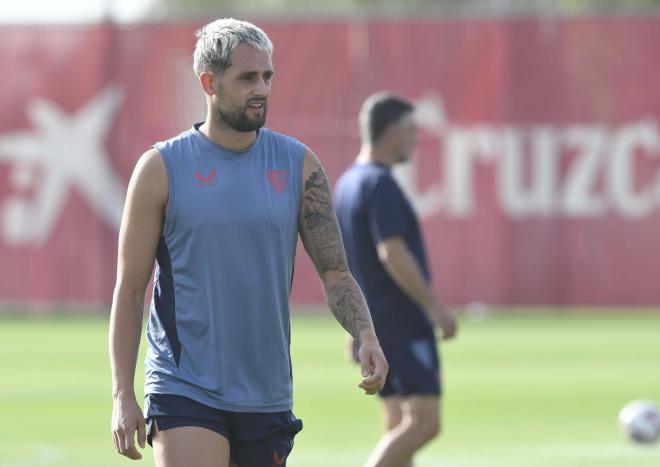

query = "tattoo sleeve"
325;274;375;342
301;163;346;273
300;157;375;340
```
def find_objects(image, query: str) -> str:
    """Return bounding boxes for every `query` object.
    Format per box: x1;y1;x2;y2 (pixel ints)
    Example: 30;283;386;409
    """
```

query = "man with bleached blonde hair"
110;18;388;467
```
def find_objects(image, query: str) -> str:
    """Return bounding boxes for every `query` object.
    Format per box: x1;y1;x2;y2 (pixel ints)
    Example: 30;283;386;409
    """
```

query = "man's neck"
199;116;257;152
356;145;393;167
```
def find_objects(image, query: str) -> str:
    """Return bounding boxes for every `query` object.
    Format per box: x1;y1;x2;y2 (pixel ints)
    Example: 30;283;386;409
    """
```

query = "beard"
216;101;268;132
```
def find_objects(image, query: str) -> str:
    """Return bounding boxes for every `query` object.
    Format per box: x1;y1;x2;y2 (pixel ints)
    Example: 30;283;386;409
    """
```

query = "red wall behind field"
0;18;659;306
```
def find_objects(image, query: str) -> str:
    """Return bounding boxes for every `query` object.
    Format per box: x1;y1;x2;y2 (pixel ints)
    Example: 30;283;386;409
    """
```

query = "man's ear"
380;123;397;145
199;71;216;96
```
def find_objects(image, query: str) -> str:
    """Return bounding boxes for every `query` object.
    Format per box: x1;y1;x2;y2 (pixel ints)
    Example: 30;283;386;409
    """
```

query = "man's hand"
429;304;458;340
111;395;146;460
357;334;388;395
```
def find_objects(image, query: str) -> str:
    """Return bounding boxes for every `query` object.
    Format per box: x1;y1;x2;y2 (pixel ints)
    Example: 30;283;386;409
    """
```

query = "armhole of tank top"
294;142;306;220
155;147;176;238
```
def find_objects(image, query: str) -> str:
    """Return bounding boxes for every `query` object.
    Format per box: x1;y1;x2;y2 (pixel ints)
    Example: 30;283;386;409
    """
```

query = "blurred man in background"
109;18;387;467
334;92;457;467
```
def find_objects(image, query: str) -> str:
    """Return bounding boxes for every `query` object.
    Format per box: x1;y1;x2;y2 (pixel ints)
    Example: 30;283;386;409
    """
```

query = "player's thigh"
403;395;441;433
152;423;230;467
381;396;405;430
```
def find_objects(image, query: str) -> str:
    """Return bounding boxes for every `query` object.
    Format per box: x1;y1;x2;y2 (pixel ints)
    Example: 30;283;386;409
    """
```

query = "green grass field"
0;309;659;467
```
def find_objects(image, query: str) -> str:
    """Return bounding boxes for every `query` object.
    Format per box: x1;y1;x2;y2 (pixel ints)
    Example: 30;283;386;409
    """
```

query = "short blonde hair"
193;18;273;76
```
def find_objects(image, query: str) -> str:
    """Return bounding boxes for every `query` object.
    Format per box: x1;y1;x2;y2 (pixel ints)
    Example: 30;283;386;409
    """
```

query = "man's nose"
254;77;269;96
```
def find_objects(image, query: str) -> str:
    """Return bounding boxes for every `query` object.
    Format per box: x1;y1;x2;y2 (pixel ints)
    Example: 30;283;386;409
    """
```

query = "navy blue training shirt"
334;162;434;341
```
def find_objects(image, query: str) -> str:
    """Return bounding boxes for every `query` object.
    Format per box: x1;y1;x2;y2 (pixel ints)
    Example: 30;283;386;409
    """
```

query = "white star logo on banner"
0;86;126;246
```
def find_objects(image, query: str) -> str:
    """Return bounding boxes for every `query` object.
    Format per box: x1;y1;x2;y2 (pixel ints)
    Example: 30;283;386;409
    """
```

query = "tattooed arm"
298;148;371;339
298;148;388;394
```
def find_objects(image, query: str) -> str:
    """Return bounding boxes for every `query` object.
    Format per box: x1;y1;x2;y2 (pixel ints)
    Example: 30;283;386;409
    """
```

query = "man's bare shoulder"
135;148;166;179
300;146;330;189
127;148;168;206
301;146;321;170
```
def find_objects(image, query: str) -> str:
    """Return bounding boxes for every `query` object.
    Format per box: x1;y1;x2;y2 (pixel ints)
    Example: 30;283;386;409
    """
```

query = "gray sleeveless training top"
144;123;305;412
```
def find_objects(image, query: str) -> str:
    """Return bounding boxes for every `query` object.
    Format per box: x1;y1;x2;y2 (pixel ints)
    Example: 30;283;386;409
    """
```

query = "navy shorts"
379;335;441;398
145;393;303;466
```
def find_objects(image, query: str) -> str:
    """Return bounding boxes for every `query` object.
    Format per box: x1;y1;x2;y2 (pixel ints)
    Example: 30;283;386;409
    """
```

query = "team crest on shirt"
267;170;288;193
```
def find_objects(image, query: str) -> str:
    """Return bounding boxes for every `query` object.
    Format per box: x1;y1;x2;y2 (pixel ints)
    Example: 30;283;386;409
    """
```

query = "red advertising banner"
1;18;659;306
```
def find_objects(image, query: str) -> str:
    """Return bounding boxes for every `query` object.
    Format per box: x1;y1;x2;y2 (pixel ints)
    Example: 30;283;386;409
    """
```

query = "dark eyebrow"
238;70;274;78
